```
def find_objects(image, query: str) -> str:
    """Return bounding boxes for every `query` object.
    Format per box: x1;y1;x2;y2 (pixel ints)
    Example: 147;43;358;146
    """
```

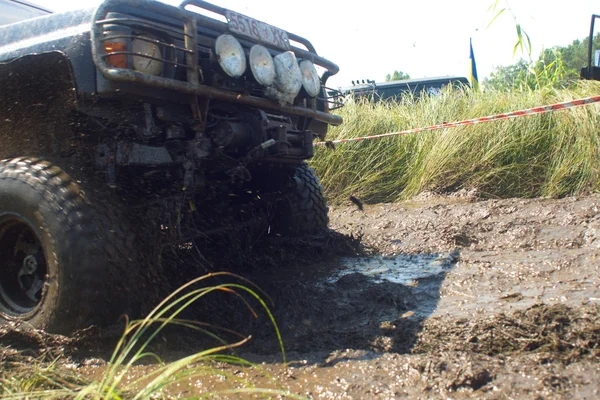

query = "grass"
311;81;600;204
0;273;301;399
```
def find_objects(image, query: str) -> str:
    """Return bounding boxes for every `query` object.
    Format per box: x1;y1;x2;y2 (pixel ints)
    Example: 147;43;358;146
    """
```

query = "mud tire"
274;163;329;236
0;158;132;333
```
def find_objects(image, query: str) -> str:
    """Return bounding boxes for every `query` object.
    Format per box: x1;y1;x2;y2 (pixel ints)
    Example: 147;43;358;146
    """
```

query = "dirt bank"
2;193;600;398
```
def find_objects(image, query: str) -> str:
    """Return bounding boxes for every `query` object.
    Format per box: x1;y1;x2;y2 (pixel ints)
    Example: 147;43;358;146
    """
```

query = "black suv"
0;0;342;332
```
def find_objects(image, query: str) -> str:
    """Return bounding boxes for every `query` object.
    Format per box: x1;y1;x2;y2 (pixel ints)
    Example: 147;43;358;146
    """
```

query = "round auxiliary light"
132;35;163;76
215;34;246;78
249;45;275;86
299;59;320;97
273;51;302;99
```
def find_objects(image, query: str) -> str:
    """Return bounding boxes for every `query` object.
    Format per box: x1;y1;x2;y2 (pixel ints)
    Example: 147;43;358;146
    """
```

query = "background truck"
0;0;342;332
580;14;600;80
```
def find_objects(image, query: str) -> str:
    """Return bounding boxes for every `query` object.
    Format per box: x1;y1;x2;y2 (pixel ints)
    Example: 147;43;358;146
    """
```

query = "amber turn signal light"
104;41;128;68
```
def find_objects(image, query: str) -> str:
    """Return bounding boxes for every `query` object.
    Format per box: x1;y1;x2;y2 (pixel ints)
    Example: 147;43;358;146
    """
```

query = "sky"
35;0;599;88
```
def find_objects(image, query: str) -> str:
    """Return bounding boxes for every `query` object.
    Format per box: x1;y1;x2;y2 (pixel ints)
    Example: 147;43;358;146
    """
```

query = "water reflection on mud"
333;252;460;285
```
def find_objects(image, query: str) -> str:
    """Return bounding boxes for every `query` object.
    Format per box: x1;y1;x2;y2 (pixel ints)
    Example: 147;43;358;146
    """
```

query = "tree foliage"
385;70;411;82
487;0;532;59
484;33;600;91
538;33;600;80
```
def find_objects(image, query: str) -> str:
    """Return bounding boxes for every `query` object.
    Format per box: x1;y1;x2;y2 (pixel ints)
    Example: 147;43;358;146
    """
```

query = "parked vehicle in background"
341;76;470;102
0;0;342;332
580;14;600;81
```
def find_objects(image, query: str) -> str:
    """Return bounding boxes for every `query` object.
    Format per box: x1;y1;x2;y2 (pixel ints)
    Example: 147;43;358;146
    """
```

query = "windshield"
0;0;52;26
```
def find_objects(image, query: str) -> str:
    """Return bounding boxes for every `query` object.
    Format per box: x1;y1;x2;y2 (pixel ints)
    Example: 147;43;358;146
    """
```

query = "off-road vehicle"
0;0;342;332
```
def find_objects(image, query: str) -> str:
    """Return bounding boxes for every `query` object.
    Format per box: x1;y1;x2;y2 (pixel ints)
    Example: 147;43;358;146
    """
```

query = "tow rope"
314;95;600;147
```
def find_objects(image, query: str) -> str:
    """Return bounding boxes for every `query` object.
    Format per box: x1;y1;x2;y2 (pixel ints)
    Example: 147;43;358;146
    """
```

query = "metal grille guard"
91;0;342;126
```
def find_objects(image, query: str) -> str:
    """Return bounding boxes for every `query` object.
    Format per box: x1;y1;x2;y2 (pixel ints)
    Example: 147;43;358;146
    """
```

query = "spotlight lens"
273;51;302;99
299;59;320;97
215;34;246;77
249;45;275;86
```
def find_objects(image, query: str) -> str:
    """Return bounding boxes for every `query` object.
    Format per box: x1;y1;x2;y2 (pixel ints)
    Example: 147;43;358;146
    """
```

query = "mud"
2;192;600;398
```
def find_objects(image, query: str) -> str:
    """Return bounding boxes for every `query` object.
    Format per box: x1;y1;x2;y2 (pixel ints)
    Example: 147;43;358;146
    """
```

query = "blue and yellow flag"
469;38;479;91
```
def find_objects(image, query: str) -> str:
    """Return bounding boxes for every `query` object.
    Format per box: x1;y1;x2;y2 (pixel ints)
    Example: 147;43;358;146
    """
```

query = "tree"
385;70;411;82
537;33;600;80
484;33;600;91
484;59;534;91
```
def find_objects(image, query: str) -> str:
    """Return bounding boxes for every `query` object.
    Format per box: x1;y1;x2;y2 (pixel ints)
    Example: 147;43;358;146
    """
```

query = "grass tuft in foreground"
1;272;301;399
311;81;600;204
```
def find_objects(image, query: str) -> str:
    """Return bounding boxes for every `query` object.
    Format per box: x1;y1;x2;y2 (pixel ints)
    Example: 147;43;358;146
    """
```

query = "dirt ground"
2;192;600;398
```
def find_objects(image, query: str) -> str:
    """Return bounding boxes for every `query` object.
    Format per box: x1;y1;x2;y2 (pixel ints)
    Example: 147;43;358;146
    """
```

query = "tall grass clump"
311;81;600;204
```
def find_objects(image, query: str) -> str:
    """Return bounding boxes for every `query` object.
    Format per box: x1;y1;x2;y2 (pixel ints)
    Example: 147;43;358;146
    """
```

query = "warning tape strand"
314;95;600;147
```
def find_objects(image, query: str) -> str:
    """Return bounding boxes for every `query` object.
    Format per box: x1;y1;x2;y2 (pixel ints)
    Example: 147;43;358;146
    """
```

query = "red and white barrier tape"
314;95;600;147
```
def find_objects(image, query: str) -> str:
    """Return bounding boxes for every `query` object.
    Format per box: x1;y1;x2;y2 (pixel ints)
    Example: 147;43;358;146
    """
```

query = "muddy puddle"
2;193;600;398
328;252;459;318
332;252;459;285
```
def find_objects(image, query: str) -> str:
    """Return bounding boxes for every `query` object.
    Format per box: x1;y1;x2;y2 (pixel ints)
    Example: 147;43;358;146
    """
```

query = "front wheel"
272;163;329;236
0;158;131;332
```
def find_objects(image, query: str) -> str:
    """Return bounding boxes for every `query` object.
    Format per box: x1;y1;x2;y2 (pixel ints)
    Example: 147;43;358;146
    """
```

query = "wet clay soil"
2;192;600;398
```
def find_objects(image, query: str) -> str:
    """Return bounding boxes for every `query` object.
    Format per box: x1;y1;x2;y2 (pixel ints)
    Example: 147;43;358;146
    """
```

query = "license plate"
225;10;290;50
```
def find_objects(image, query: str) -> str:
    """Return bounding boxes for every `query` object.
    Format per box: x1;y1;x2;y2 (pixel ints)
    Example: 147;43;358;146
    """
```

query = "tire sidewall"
0;177;62;329
273;163;329;236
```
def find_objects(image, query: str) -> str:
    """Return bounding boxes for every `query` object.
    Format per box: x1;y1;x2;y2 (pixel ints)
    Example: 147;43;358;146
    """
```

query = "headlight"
299;59;320;97
273;51;302;98
132;35;164;76
249;45;275;86
215;34;246;78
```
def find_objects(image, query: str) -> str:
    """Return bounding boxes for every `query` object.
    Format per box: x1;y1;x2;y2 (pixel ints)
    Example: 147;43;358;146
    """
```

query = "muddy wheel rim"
0;215;47;316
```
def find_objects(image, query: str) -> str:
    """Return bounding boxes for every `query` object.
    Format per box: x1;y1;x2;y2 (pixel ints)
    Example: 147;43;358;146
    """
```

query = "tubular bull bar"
90;0;343;127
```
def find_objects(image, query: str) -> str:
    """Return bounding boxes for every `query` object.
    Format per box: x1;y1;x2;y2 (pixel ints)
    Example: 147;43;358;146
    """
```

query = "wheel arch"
0;51;79;161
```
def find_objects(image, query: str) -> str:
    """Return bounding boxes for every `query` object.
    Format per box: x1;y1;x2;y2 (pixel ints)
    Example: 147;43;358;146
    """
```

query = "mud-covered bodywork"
0;0;342;184
0;0;340;332
0;5;96;165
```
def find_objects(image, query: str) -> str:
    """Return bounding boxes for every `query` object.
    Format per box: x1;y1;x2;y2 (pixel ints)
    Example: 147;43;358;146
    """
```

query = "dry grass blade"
88;272;286;399
1;273;290;399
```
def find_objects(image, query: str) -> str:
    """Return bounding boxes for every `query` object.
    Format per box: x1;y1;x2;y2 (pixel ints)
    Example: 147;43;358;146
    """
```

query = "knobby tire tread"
0;158;133;332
